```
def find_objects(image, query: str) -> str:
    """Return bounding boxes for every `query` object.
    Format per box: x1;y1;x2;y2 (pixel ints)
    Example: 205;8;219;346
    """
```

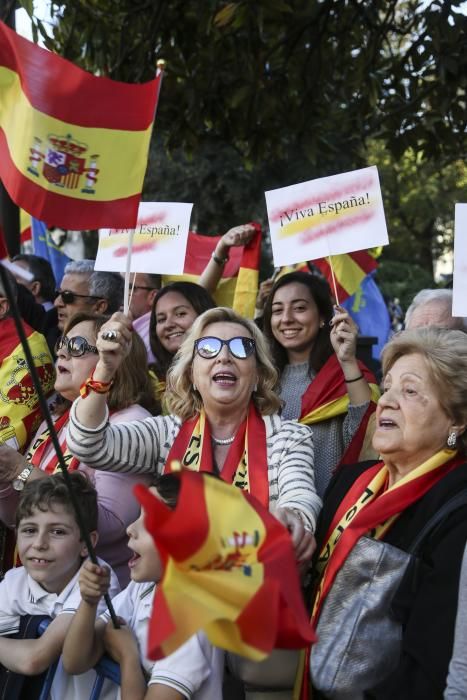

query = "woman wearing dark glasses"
0;312;159;587
67;306;321;571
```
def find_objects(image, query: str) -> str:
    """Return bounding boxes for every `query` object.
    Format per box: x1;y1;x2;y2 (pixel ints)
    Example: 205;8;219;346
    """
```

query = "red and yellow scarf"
299;354;379;464
294;449;463;699
26;410;80;473
164;402;269;508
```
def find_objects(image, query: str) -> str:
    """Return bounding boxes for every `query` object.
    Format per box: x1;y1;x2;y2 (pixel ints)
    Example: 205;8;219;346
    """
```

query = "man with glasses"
54;260;124;332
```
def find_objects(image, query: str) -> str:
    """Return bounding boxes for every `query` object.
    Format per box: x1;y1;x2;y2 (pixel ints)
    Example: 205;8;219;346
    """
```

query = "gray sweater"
280;362;371;497
445;541;467;699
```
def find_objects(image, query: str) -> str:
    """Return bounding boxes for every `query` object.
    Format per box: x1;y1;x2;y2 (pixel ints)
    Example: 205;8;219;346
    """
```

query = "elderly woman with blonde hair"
67;307;321;568
306;327;467;700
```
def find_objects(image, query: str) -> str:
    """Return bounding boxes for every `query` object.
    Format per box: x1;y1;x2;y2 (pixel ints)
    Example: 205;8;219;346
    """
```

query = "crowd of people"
0;236;466;700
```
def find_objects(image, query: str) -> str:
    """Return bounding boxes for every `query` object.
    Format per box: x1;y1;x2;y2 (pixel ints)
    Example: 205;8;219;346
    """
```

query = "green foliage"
368;141;466;275
18;0;467;169
15;0;466;282
377;260;435;312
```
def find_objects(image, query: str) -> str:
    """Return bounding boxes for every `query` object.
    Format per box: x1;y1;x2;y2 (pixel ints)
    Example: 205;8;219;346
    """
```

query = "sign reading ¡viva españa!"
265;165;389;267
94;202;193;275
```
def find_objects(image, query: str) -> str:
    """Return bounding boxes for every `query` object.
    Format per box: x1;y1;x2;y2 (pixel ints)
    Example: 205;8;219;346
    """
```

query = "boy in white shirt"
62;474;224;699
0;471;120;700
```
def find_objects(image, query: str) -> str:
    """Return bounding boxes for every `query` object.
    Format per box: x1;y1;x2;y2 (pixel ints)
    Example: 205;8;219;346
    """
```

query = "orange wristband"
80;369;114;398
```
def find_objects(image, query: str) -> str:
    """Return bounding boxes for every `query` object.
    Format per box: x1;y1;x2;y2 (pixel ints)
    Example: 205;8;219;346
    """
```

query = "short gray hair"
404;289;466;331
382;327;467;452
63;260;124;313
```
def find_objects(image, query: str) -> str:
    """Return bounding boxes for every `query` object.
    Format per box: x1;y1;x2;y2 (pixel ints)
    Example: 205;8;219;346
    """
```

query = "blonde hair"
166;307;281;420
381;327;467;452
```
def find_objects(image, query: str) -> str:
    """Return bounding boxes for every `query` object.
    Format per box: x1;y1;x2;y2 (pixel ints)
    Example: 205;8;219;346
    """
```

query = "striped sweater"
67;400;321;532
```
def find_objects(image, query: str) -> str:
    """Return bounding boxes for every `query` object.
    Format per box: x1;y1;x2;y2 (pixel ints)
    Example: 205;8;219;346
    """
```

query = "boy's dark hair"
150;473;181;510
16;472;98;533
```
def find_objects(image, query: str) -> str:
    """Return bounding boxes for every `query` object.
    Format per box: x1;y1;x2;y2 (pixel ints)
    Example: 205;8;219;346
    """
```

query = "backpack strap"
408;489;467;555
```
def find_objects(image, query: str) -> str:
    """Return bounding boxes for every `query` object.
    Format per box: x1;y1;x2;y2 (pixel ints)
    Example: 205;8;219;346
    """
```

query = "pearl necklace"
211;434;235;446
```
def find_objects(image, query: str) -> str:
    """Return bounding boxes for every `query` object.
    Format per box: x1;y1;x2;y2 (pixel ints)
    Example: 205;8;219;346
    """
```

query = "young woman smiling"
262;271;379;496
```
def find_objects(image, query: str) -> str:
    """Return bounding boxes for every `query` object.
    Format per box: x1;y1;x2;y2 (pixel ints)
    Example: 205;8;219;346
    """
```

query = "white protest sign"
95;201;193;274
453;203;467;317
265;165;388;267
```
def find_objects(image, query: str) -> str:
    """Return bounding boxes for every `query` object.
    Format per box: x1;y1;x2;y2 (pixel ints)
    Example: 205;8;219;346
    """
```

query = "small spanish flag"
278;251;378;302
0;21;162;230
311;250;378;301
134;472;315;662
163;224;261;318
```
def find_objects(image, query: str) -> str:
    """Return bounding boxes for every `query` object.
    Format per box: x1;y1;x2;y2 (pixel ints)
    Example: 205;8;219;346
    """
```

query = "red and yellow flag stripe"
0;21;161;229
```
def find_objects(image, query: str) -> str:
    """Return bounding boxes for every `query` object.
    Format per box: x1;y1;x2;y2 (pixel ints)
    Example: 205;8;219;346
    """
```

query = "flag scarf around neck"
294;449;463;700
164;402;269;508
162;224;262;318
0;318;55;452
299;354;379;463
134;472;316;661
26;410;80;473
0;21;162;229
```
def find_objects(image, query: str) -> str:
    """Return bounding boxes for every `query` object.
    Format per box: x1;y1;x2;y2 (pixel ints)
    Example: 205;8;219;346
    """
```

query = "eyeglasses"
194;336;256;360
132;285;158;292
55;335;98;357
56;290;102;305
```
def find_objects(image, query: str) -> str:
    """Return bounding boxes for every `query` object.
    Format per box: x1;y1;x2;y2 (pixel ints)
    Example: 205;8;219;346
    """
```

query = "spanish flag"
134;472;315;661
0;317;55;452
162;224;261;318
278;251;378;302
0;21;161;230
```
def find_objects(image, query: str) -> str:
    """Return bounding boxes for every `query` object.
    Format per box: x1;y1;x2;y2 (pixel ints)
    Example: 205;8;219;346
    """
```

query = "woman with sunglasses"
262;271;379;497
67;306;321;571
0;312;158;586
148;282;216;403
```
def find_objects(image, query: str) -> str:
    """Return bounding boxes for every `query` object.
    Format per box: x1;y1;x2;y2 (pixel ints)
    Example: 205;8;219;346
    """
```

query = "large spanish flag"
134;472;315;661
163;224;261;318
0;21;162;230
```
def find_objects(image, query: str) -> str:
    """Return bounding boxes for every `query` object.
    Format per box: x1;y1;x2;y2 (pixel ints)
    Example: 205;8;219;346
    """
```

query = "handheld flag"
134;472;315;662
342;271;391;359
163;225;262;318
0;21;162;229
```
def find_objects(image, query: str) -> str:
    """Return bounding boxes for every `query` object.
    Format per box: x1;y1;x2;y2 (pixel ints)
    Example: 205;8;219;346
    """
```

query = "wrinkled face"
17;504;87;594
270;282;323;364
406;301;456;330
155;291;199;355
54;320;99;400
373;353;452;469
128;273;159;320
191;321;258;417
54;273;97;331
126;487;163;583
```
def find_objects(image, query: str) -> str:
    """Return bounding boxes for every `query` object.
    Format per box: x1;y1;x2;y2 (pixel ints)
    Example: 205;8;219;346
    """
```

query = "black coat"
313;459;467;700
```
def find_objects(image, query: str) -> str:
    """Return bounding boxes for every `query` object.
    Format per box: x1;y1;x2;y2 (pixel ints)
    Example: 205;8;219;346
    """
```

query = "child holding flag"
62;474;224;699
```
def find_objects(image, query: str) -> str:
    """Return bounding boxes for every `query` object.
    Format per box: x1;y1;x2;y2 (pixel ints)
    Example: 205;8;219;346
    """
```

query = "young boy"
0;471;120;699
62;474;224;699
